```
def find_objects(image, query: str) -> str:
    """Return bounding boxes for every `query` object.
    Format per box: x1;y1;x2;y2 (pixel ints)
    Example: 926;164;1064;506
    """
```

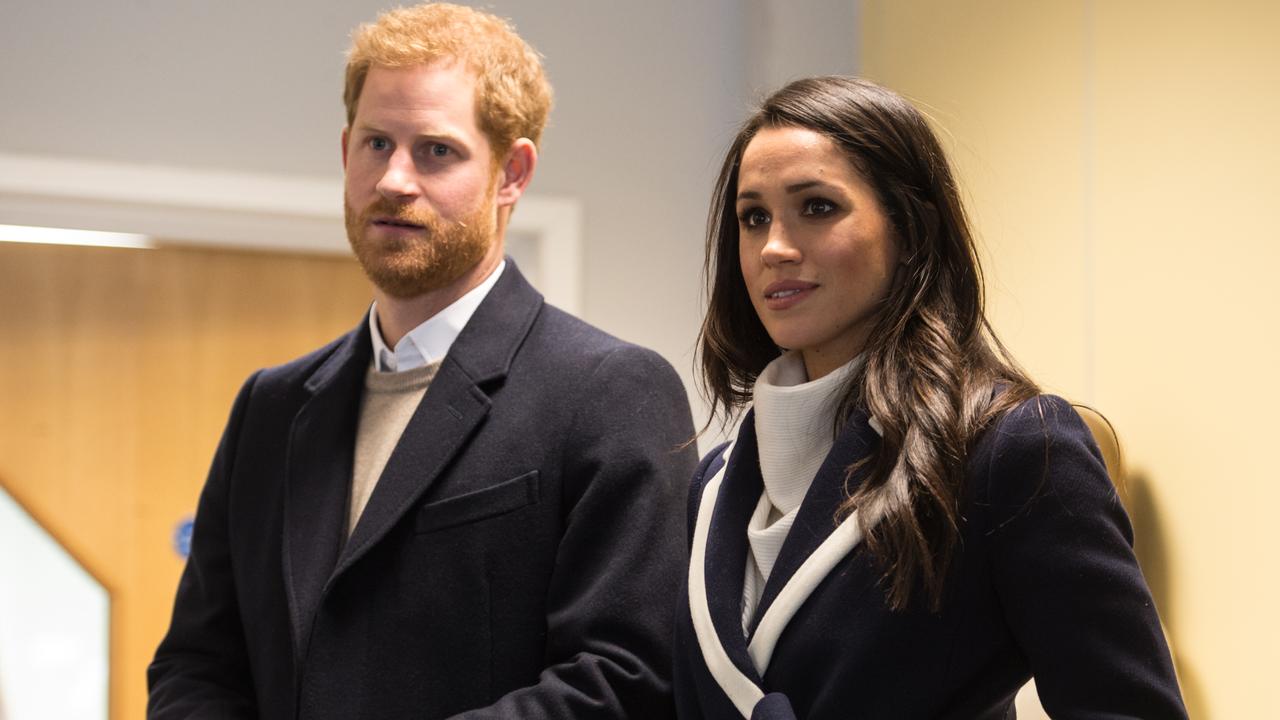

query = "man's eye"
428;143;451;158
368;137;390;151
802;198;836;216
739;208;769;228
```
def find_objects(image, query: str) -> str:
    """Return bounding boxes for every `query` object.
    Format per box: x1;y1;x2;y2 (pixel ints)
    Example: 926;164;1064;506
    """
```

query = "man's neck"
374;254;502;348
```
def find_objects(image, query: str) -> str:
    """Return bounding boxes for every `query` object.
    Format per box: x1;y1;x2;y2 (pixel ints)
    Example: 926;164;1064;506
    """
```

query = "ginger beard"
344;185;497;299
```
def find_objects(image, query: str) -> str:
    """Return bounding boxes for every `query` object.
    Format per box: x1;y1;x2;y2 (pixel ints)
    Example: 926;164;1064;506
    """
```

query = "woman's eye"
739;208;769;228
427;143;451;158
368;137;390;151
802;198;836;216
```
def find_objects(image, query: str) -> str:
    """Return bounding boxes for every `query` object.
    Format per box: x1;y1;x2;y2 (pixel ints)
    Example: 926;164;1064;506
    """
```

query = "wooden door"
0;242;372;719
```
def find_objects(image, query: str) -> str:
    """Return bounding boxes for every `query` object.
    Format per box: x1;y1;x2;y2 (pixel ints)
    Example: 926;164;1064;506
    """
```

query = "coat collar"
748;407;880;636
704;417;766;682
688;407;882;712
282;259;544;663
688;428;763;717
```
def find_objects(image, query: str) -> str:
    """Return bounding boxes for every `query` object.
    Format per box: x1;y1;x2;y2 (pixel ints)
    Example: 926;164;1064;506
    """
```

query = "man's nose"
375;149;421;201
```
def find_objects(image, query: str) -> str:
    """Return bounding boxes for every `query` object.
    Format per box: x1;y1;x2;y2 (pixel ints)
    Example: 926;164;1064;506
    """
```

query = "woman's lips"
762;280;818;310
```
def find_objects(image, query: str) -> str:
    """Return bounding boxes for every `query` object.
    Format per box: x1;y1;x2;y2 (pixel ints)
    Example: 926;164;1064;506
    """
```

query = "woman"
674;77;1187;719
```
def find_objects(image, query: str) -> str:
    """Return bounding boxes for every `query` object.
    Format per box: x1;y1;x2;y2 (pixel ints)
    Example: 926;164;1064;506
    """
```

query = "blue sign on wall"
173;515;194;558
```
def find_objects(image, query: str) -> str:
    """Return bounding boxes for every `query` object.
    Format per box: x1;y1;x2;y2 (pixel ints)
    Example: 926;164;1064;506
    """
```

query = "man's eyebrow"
351;122;466;145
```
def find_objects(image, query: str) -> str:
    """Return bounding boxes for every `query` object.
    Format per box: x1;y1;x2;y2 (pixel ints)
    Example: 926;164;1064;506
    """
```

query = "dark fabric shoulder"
969;394;1113;511
544;311;697;516
972;394;1187;717
528;303;636;358
986;393;1080;438
520;303;691;409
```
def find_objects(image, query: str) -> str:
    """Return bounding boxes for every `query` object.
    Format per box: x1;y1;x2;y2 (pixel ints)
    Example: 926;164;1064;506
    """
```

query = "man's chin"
358;257;477;300
363;269;449;299
346;214;495;301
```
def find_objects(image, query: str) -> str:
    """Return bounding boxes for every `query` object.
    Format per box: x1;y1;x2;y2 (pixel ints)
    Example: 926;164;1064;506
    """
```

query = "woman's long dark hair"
698;76;1039;611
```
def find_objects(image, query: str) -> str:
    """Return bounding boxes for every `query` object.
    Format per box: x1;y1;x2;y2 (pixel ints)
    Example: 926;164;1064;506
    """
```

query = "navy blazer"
149;262;697;719
675;396;1187;719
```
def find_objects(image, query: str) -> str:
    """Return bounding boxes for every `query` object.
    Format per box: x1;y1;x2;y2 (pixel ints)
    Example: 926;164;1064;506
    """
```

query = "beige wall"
861;1;1280;717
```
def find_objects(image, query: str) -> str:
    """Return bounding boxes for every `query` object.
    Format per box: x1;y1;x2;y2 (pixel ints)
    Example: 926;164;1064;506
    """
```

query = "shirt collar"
369;260;506;373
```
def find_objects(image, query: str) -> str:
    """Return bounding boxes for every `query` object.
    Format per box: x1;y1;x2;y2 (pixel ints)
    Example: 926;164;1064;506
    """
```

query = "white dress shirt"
368;260;506;372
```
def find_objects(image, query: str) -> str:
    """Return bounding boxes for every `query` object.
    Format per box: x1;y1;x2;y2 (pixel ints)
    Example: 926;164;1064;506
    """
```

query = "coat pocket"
414;470;540;534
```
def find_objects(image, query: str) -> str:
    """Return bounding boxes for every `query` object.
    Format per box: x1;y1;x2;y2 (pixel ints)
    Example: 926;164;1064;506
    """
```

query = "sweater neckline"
750;351;862;516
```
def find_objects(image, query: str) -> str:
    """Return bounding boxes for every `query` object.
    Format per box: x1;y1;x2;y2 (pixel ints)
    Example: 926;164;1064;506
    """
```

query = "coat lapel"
333;358;489;570
282;261;544;664
688;421;766;717
701;415;767;684
330;262;544;580
746;408;881;641
692;406;885;703
282;324;371;663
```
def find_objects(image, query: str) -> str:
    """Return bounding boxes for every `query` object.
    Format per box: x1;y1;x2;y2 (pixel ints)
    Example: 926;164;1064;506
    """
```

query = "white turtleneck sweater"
741;351;863;632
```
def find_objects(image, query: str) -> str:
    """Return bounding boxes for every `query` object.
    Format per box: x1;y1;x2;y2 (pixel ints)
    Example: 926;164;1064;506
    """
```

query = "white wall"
0;0;861;434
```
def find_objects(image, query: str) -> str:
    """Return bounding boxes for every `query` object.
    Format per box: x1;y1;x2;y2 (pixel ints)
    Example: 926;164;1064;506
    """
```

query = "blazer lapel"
330;261;544;580
746;409;881;639
686;413;775;718
334;358;488;571
282;323;371;664
692;408;884;705
688;420;768;717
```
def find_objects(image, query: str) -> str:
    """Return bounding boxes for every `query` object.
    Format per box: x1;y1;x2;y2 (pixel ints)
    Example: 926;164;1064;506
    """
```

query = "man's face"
342;61;501;299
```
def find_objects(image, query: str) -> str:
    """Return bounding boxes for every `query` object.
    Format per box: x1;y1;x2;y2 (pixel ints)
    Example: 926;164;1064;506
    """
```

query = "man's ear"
340;127;351;170
495;138;537;207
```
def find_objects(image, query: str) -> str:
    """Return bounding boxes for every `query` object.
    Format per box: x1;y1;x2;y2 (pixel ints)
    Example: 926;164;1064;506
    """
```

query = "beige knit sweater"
348;360;442;536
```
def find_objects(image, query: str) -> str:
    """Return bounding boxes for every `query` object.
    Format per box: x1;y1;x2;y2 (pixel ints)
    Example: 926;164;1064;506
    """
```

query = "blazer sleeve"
147;372;261;719
450;346;697;720
981;396;1188;719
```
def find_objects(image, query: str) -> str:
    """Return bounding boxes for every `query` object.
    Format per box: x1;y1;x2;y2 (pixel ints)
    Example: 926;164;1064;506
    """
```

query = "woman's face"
736;125;900;380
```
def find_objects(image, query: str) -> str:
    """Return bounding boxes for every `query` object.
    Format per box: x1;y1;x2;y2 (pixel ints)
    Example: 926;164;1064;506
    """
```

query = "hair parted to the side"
698;76;1040;611
344;3;553;154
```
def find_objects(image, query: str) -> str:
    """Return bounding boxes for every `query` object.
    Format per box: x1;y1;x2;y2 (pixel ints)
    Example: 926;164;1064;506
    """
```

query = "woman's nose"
760;225;801;266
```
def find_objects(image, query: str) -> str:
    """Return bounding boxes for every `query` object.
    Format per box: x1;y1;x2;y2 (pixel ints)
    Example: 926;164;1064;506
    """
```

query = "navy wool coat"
674;396;1187;719
149;263;697;719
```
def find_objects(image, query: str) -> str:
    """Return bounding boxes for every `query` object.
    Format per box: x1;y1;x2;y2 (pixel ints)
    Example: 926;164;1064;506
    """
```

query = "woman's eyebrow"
784;180;826;194
737;180;830;202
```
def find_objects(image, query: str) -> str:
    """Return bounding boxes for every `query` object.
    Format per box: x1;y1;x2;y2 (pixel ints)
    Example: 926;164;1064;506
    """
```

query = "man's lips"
762;280;818;309
372;216;426;230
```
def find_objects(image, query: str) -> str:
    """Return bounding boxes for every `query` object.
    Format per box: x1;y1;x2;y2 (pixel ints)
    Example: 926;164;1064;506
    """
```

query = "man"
147;4;696;718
